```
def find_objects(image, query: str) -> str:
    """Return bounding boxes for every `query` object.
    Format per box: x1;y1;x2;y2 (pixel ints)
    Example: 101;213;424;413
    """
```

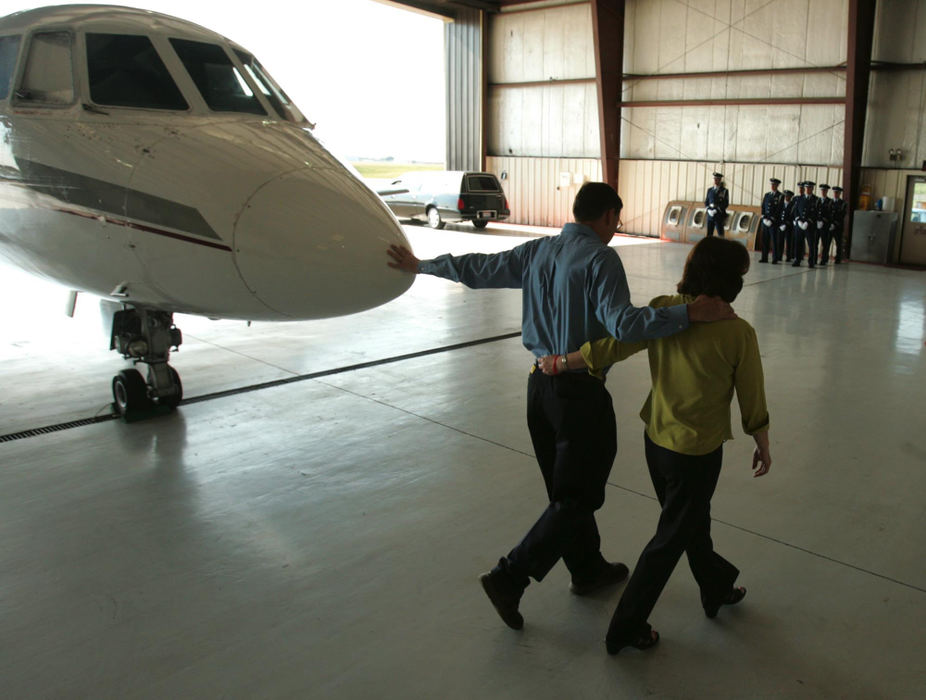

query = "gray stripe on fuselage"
11;158;221;241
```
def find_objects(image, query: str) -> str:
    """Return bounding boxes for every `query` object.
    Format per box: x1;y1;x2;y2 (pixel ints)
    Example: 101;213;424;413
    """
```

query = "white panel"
873;0;926;62
767;105;802;162
806;0;848;66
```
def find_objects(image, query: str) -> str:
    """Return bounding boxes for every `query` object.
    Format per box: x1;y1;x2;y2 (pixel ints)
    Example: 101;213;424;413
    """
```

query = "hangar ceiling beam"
843;0;877;253
591;0;624;191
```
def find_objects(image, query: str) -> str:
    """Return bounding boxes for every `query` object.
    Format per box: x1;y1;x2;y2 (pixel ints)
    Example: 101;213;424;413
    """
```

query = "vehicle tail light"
457;197;465;211
504;197;509;210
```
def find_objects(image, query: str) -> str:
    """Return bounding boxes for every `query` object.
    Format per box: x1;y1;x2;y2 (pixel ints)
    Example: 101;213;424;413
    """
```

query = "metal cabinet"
850;211;898;264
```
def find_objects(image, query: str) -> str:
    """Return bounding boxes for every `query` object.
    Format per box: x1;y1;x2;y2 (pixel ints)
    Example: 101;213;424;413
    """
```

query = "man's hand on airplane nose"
387;244;420;273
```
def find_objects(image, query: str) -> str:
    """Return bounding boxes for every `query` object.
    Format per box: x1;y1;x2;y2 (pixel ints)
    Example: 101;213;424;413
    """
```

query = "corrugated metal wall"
621;0;848;165
617;160;844;236
485;155;601;227
863;0;926;168
487;3;599;158
445;8;482;171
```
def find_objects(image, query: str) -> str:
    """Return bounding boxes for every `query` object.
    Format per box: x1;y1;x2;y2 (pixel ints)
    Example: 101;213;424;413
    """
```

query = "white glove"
763;218;772;227
779;224;787;231
817;221;824;229
799;220;809;231
829;224;835;231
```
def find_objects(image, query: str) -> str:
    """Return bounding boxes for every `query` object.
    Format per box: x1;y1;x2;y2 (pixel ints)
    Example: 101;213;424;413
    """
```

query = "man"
759;178;784;263
823;185;848;264
780;189;796;263
386;182;735;632
793;181;819;268
705;172;729;237
816;184;832;265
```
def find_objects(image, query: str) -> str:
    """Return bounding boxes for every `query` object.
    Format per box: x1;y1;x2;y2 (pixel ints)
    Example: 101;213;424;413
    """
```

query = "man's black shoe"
479;571;524;629
570;561;630;596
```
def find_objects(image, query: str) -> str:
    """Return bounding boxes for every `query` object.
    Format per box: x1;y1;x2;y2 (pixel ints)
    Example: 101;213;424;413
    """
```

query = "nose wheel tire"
427;207;445;229
112;369;150;416
472;219;489;229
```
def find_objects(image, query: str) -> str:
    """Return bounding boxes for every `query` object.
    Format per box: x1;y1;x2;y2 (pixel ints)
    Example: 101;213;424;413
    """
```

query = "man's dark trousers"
499;370;616;585
607;433;738;643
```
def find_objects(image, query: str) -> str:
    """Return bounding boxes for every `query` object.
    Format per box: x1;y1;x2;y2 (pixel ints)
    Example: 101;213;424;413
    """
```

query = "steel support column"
843;0;877;255
591;0;624;191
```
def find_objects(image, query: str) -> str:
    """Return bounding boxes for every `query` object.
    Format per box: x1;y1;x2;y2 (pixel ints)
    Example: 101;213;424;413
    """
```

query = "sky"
0;0;447;162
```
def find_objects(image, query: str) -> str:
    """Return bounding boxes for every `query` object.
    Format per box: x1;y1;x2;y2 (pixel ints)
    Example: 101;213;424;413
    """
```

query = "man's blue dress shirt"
417;223;689;357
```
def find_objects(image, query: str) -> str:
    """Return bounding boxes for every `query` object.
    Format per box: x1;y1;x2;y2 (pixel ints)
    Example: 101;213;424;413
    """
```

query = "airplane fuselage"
0;5;412;322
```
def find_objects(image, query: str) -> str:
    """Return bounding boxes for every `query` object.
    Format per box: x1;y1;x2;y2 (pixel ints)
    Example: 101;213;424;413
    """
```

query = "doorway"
900;175;926;265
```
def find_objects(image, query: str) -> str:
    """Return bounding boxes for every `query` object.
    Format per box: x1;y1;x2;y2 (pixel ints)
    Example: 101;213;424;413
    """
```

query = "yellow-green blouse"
581;294;769;456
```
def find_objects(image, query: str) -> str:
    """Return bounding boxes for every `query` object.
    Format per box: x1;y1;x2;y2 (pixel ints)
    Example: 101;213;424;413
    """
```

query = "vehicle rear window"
466;174;500;192
87;34;188;110
0;35;21;100
170;38;265;115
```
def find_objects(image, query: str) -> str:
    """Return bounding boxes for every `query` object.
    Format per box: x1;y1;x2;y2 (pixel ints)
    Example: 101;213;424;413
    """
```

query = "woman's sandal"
705;586;747;619
606;629;660;655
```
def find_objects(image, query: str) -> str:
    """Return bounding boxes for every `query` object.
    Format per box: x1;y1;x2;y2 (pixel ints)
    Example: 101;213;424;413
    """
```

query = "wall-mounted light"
889;148;903;162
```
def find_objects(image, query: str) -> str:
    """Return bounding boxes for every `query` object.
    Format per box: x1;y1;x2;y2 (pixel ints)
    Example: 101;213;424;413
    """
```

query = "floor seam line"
610;482;925;594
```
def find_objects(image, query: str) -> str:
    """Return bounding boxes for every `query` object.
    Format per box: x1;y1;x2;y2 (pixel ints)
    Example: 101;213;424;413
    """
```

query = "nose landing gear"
110;308;183;419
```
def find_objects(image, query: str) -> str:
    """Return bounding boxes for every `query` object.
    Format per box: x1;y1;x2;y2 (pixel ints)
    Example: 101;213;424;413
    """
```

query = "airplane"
0;5;413;417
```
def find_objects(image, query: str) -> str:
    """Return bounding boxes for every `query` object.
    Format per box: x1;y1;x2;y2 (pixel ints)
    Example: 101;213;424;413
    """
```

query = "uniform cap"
804;181;816;188
820;183;830;189
784;190;794;196
770;178;781;184
712;172;724;178
832;186;843;192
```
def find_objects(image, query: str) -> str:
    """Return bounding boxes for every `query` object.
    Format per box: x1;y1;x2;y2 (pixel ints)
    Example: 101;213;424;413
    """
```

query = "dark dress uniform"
781;191;796;262
816;185;832;264
823;187;848;264
760;179;784;263
705;173;729;237
792;182;820;267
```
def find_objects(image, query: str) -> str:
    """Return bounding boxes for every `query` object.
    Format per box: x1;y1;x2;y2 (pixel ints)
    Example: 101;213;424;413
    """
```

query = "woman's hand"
751;431;771;477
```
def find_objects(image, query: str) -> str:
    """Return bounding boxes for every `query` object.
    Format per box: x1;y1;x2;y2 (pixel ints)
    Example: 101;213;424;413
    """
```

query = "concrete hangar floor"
0;222;923;699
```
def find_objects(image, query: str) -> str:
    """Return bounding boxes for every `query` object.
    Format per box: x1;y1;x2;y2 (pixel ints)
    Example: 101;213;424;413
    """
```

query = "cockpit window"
18;31;74;104
87;34;188;110
170;39;265;115
233;49;306;124
0;35;21;100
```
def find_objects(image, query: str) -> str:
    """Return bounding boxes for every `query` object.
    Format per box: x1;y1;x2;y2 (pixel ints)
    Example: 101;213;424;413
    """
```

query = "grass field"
351;162;444;178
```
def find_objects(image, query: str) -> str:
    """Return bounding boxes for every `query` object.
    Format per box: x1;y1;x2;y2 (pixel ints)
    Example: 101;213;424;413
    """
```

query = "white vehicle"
0;5;412;416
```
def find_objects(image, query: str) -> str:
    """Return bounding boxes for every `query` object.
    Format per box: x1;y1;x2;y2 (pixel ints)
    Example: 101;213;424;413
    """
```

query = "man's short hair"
573;182;623;222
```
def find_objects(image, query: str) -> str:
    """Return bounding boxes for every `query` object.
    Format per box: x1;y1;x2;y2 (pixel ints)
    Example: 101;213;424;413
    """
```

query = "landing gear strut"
110;308;183;418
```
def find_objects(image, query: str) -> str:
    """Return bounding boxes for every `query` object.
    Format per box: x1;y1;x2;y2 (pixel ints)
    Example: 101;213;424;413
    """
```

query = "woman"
539;236;771;654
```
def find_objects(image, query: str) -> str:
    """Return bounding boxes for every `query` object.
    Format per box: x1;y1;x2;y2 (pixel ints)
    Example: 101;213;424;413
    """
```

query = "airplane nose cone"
233;168;413;319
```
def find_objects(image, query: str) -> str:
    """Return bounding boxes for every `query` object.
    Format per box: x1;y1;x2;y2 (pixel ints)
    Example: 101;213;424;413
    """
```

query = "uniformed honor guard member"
760;178;784;263
816;184;832;265
793;181;820;268
781;189;796;262
705;172;729;237
823;186;848;264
